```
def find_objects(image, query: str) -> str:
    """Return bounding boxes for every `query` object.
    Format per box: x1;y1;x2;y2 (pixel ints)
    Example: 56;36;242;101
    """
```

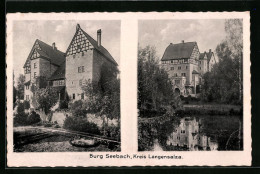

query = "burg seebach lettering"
89;154;182;160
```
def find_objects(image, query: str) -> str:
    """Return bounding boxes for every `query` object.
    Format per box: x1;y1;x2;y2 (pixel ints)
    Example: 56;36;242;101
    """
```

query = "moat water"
153;115;242;151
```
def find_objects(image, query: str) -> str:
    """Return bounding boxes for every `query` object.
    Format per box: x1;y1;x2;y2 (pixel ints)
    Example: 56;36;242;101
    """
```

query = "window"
59;80;64;86
34;72;37;78
174;73;178;77
178;66;181;70
82;52;84;56
78;66;85;73
79;79;82;86
34;62;37;69
81;93;84;100
186;66;188;69
73;54;76;59
25;66;31;74
200;67;201;70
25;85;29;90
181;73;186;77
72;94;75;100
26;95;29;101
170;67;174;70
171;60;173;63
181;130;185;134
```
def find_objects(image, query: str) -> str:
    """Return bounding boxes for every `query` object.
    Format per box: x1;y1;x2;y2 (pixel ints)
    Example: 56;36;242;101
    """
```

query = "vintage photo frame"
6;12;251;167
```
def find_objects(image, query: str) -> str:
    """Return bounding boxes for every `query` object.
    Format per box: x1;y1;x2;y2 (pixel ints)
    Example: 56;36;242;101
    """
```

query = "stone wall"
92;49;115;83
51;111;67;126
87;113;118;129
65;50;94;100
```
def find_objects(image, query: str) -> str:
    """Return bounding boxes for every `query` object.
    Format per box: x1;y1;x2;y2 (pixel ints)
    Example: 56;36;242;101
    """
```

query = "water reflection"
166;117;218;151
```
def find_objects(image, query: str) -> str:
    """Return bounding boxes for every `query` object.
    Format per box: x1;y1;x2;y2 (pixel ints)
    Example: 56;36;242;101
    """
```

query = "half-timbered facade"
23;39;65;101
65;24;118;100
23;24;118;102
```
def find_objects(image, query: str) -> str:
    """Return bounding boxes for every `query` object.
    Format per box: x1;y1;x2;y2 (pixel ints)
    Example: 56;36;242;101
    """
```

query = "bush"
69;100;87;117
59;100;69;109
14;112;29;126
17;102;25;114
63;116;100;135
104;124;120;140
23;100;30;110
27;111;41;125
44;123;53;127
54;124;61;128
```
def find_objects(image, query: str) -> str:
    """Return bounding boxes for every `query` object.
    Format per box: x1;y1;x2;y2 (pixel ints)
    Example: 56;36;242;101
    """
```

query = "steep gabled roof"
48;61;65;81
161;42;197;61
192;70;199;74
66;24;118;66
82;29;118;66
199;52;207;60
23;39;65;68
206;51;214;63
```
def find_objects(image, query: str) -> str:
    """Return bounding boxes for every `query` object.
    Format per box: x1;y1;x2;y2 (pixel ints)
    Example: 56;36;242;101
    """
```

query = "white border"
6;12;251;167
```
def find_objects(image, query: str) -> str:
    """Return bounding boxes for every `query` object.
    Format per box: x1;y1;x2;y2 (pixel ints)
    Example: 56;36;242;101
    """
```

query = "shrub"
44;123;53;127
17;102;25;114
27;111;41;125
14;112;28;126
104;124;120;140
69;100;87;117
54;124;61;128
59;100;69;109
63;116;100;135
23;100;30;110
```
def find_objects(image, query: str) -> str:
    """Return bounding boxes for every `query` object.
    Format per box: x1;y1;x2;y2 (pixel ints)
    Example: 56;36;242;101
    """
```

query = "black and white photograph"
11;20;121;152
6;12;251;167
138;19;244;151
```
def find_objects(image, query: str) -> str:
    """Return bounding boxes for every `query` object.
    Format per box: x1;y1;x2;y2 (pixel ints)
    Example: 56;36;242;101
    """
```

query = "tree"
81;63;120;136
16;74;25;100
32;87;59;114
138;45;179;117
201;19;243;104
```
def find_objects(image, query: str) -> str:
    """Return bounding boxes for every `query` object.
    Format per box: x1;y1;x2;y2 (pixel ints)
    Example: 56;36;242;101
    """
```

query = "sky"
138;19;227;59
13;20;121;82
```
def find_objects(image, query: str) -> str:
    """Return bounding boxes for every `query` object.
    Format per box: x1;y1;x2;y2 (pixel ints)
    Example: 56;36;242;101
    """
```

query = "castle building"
166;117;218;151
161;41;218;97
24;24;118;102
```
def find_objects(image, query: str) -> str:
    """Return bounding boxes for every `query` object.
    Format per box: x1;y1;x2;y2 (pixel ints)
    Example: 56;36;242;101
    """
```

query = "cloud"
139;19;226;58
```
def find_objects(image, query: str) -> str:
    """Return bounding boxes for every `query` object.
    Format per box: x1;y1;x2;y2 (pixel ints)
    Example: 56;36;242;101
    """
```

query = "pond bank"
13;126;120;152
179;104;242;116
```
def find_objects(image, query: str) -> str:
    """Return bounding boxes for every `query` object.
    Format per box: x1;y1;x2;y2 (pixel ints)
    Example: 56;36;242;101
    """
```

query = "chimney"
76;24;80;30
52;42;57;50
182;40;184;43
97;29;101;47
209;49;211;53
